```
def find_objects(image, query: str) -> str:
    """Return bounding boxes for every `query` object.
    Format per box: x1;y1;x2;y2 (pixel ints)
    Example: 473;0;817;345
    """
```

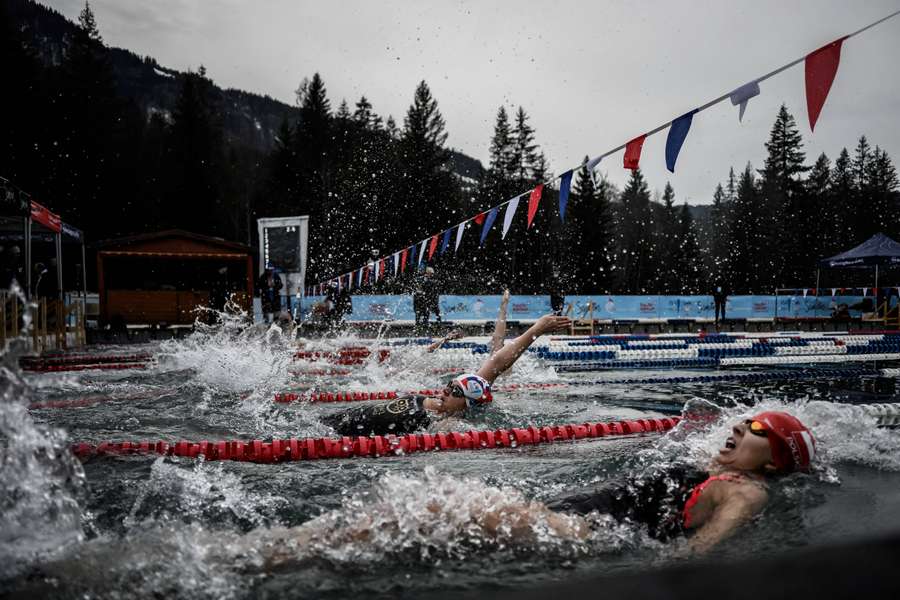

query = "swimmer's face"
716;420;775;472
429;384;467;415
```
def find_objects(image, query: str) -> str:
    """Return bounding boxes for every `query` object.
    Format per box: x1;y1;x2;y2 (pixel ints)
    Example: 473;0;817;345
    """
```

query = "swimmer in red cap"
535;410;817;554
322;312;571;436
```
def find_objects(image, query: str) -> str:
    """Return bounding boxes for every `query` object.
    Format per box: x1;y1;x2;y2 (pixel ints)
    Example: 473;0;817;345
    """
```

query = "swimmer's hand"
534;314;571;335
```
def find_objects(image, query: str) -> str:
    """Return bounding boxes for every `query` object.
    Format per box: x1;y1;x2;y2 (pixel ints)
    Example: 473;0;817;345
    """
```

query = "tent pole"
25;217;32;298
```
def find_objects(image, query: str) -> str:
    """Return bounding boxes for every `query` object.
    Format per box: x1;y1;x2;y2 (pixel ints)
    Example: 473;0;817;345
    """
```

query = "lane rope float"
69;417;682;463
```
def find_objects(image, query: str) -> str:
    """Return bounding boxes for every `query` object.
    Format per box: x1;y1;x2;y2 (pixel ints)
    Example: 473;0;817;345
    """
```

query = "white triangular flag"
802;288;808;298
730;80;760;122
418;239;427;266
454;221;466;252
393;252;400;276
501;196;521;239
586;155;603;172
863;287;868;296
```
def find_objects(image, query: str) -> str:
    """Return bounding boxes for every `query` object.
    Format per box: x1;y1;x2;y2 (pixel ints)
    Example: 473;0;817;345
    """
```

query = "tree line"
3;2;898;295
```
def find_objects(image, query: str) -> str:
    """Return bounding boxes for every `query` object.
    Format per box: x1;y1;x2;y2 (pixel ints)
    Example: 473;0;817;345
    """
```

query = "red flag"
400;248;408;273
428;234;439;260
623;135;646;170
805;37;846;132
527;184;544;229
378;259;385;278
474;212;486;225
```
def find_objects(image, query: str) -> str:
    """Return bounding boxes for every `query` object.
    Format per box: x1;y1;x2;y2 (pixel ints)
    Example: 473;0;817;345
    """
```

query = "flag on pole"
440;228;452;254
454;221;466;252
665;110;697;173
730;80;760;122
558;170;573;223
623;135;646;170
527;184;544;228
805;37;847;132
502;195;521;239
480;207;498;246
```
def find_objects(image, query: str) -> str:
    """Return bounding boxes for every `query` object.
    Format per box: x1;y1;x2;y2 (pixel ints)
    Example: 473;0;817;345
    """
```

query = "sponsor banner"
292;294;874;322
30;200;61;233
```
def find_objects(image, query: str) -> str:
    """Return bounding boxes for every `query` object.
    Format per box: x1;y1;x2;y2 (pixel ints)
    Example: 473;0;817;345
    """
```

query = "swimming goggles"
747;419;769;437
445;383;466;398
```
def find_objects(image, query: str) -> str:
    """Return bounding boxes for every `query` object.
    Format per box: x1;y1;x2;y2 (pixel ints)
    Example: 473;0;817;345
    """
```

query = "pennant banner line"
316;9;900;288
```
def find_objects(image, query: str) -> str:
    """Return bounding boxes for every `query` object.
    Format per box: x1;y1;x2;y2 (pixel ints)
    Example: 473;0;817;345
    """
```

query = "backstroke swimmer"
260;411;816;565
322;299;570;436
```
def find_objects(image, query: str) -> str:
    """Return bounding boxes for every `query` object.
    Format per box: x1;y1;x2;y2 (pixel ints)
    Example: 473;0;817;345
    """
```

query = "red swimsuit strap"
682;473;747;529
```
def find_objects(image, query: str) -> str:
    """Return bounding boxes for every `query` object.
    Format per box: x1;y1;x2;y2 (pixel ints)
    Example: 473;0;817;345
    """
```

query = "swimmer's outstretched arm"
489;290;510;356
425;329;463;353
477;314;571;384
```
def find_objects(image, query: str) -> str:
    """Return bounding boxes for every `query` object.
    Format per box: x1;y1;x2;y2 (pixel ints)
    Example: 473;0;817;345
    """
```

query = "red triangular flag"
527;184;544;229
623;135;646;170
427;235;439;260
400;248;408;273
805;37;846;132
378;259;385;278
474;212;486;225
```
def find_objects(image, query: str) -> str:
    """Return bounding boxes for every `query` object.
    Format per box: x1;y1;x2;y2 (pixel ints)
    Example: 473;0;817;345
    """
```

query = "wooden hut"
96;230;254;326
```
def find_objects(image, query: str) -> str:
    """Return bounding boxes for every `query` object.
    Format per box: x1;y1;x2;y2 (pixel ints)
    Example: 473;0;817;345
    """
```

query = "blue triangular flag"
480;207;498;246
665;110;697;173
440;228;452;254
409;243;417;266
558;170;573;223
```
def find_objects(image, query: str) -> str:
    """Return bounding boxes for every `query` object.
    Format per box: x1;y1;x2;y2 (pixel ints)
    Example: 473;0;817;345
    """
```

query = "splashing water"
0;289;87;580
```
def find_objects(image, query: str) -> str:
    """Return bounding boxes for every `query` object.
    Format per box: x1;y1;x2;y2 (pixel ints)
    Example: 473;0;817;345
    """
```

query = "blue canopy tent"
818;233;900;316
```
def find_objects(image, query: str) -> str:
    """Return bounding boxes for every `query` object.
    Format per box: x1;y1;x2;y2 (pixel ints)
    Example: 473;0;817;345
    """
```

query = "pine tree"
759;104;809;287
806;153;833;260
567;160;613;292
728;164;765;292
166;67;226;235
615;169;654;292
673;203;703;293
510;107;539;186
654;182;680;293
831;148;856;244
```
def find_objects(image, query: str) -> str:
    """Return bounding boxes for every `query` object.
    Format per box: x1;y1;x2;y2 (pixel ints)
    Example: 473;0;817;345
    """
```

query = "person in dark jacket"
712;282;728;325
257;268;283;324
413;267;441;333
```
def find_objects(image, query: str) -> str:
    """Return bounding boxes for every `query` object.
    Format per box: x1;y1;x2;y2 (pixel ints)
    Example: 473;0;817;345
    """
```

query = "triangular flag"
730;80;760;122
805;37;847;132
527;184;544;228
418;239;428;266
831;288;836;297
379;258;385;279
665;110;697;173
802;288;808;298
393;252;400;276
428;234;439;260
454;221;466;252
373;261;380;282
586;155;603;172
474;212;486;225
357;267;364;287
502;196;521;239
440;228;452;254
401;248;408;273
863;287;868;296
409;243;418;266
480;207;498;246
623;135;646;170
558;171;573;224
337;277;342;291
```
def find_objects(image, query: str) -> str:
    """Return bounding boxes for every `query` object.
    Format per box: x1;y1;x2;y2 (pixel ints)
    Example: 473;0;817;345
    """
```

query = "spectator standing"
413;267;441;333
712;281;728;326
257;268;283;324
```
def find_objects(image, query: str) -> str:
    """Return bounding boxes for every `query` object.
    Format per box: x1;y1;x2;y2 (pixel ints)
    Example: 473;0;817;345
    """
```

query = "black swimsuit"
322;395;432;436
545;464;709;540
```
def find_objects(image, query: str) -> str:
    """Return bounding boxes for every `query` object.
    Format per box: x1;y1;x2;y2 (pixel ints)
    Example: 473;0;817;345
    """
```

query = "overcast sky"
51;0;900;204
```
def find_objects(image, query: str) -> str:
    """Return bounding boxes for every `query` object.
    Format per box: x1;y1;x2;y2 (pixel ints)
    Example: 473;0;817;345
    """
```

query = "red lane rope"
21;353;152;366
22;362;150;373
293;348;391;364
273;382;569;403
69;417;680;463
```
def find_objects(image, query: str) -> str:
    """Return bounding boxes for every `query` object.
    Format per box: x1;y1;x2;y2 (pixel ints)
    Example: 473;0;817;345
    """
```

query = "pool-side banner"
295;294;873;322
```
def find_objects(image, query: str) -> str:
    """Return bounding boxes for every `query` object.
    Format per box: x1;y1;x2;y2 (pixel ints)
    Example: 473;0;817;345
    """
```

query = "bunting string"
316;9;900;292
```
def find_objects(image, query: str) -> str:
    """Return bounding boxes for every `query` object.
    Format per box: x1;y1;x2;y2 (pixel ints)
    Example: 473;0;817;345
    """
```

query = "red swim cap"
751;411;816;473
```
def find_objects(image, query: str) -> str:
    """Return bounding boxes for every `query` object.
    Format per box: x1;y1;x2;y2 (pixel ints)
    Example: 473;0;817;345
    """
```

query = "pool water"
3;321;900;599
